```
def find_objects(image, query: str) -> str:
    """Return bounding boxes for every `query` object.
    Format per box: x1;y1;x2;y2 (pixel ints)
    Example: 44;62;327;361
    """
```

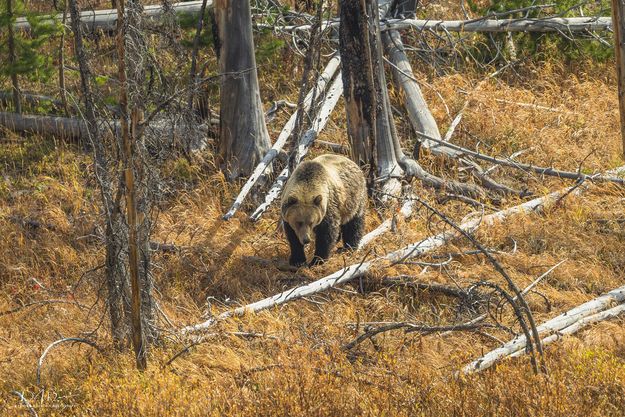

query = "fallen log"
249;75;344;221
277;16;613;34
0;112;212;150
510;303;625;357
15;0;213;32
182;164;619;334
222;55;341;220
383;29;441;150
382;16;613;33
465;284;625;373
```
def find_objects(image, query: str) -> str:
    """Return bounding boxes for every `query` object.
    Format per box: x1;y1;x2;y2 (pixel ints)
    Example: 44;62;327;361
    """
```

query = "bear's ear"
282;196;298;214
313;195;322;206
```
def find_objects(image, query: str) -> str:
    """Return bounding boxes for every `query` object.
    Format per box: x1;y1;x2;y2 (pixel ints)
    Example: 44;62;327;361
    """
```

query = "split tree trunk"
339;0;403;191
116;0;147;370
214;0;271;179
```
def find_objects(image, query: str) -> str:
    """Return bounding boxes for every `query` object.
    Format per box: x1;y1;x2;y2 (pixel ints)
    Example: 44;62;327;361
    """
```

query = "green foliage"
465;0;613;63
0;0;61;83
255;30;285;64
178;11;214;49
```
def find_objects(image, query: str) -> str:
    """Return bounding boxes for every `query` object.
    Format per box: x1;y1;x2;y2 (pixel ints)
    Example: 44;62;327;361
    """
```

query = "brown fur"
281;154;367;266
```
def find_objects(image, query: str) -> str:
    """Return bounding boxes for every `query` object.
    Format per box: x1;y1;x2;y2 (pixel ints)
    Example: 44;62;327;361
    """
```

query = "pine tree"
0;0;60;113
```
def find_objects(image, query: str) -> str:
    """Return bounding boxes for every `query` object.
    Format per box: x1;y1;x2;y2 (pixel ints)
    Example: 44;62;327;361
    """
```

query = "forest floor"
1;19;625;416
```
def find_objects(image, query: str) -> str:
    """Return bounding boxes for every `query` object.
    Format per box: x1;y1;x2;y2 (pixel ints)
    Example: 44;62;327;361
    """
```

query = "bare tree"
213;0;271;179
339;0;407;195
69;0;158;363
68;0;130;347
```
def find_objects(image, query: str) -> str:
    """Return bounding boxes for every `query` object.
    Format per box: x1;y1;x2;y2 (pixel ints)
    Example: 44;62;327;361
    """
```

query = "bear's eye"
296;221;303;228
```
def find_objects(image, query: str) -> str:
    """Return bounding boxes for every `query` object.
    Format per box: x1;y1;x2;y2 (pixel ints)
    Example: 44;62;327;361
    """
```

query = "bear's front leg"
284;222;307;267
310;216;339;266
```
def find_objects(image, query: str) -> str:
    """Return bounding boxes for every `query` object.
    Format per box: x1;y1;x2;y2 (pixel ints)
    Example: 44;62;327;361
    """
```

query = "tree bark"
611;0;625;157
214;0;271;179
339;0;377;169
339;0;406;195
116;0;147;370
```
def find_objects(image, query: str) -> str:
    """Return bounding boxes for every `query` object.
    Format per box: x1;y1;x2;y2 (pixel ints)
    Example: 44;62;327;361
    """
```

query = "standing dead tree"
339;0;483;199
214;0;271;179
68;0;130;347
611;0;625;156
68;0;159;362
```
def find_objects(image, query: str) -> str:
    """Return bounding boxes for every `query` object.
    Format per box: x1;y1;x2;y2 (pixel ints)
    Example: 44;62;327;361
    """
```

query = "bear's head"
282;194;325;245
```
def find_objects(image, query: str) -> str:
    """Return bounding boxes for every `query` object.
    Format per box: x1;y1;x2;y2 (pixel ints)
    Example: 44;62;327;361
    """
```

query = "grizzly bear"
281;154;367;267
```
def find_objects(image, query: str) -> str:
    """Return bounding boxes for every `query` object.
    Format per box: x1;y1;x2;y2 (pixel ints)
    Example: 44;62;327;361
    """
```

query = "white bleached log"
509;303;625;358
383;16;613;33
465;284;625;373
248;75;344;221
15;0;213;32
383;29;442;149
223;55;341;220
278;16;612;34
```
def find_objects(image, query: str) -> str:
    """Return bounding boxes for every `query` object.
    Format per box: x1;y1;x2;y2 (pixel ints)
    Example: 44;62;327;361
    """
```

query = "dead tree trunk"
69;0;131;348
6;0;21;114
339;0;412;195
611;0;625;157
214;0;271;179
124;0;159;347
116;0;147;370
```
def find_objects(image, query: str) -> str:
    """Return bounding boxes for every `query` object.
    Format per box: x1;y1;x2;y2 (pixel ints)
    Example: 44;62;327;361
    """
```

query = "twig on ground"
10;391;38;417
37;338;101;386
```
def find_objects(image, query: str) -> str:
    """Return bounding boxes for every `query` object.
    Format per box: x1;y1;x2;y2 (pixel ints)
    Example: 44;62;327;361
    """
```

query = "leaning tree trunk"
68;0;131;347
214;0;271;179
339;0;403;194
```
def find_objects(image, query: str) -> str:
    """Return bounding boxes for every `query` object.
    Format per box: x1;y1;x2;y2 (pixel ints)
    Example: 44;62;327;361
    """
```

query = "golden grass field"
1;8;625;415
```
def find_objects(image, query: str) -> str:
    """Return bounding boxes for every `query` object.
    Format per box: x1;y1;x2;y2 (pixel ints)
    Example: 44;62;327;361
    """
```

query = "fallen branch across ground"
464;283;625;373
37;337;100;386
223;55;341;220
415;130;625;185
277;16;612;34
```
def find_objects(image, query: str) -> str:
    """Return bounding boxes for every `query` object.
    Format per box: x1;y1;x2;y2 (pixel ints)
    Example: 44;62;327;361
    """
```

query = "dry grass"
2;31;625;417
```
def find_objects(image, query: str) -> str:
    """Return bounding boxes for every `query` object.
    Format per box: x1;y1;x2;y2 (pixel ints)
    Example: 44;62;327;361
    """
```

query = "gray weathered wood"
215;0;271;179
280;16;613;33
15;0;213;32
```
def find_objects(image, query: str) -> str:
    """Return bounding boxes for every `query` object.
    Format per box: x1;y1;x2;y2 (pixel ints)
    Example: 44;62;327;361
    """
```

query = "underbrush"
2;58;625;415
